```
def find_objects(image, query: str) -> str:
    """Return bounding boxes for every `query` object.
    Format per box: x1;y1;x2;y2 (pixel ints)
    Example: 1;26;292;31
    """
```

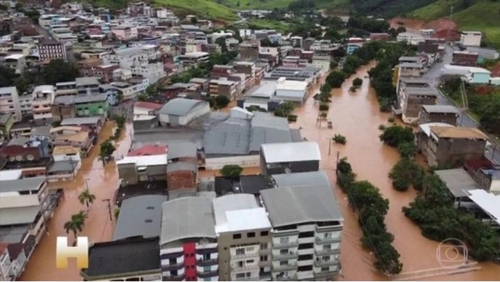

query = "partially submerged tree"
64;211;87;241
78;188;96;208
220;164;243;179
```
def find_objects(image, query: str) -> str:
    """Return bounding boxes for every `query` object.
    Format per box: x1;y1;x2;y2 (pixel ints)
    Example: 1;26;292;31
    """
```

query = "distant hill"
347;0;435;17
410;0;500;48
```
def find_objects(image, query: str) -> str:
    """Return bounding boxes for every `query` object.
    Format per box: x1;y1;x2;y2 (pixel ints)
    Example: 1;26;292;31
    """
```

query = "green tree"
42;59;79;85
64;211;87;241
99;140;116;165
353;77;363;87
78;188;96;208
220;164;243;179
274;102;295;117
379;125;415;147
326;71;346;88
397;141;417;158
214;94;230;109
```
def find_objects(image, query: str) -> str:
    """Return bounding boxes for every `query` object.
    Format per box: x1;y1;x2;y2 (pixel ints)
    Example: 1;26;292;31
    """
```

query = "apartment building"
116;154;169;185
38;39;67;61
214;194;272;281
110;78;149;100
32;85;55;126
49;126;92;152
260;171;343;281
400;87;437;124
209;78;237;98
419;105;459;126
4;54;26;75
160;196;219;281
177;52;210;67
103;46;165;83
111;25;138;41
0;87;21;122
55;81;78;97
76;77;100;96
460;31;482;47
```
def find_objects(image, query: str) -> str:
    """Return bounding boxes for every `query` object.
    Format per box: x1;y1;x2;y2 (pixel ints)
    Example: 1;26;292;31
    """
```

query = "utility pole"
328;138;332;156
335;151;340;174
102;199;113;221
446;6;454;44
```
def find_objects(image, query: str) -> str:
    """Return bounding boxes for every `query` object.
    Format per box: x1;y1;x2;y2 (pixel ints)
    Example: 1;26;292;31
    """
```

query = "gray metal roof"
76;77;100;86
203;117;251;155
167;161;197;173
404;87;438;96
421;105;459;114
262;171;343;227
213;194;259;225
249;112;292;152
8;137;30;146
159;98;207;116
48;161;77;173
31;126;51;137
113;195;168;241
290;129;303;142
167;142;197;159
435;169;483;198
0;177;46;193
160;196;216;246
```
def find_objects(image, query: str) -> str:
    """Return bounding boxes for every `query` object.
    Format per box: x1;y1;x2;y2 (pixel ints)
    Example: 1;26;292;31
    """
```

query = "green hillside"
153;0;238;22
411;0;500;48
348;0;435;17
216;0;349;10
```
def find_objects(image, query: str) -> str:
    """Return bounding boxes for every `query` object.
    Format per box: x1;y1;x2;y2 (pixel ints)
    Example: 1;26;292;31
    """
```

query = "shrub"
287;114;297;122
215;94;230;109
220;165;243;179
378;124;386;130
353;77;363;86
319;103;329;111
379;125;415;148
397;142;417;158
388;117;395;123
333;134;347;144
349;86;357;92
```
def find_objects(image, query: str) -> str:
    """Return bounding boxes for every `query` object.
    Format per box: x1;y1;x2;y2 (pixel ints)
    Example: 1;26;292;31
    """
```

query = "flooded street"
20;121;133;281
291;62;500;280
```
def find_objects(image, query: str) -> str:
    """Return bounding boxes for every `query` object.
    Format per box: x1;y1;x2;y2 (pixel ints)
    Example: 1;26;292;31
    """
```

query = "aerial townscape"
0;0;500;281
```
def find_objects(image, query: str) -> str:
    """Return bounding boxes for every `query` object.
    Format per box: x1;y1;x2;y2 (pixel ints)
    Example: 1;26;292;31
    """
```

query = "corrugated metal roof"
160;197;216;246
435;169;482;198
203;117;251;155
261;171;343;227
261;142;321;163
113;195;168;241
0;177;46;193
159;98;207;116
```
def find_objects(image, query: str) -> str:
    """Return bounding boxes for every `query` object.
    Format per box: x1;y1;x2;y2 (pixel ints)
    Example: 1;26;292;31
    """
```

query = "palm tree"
78;188;96;208
63;211;87;241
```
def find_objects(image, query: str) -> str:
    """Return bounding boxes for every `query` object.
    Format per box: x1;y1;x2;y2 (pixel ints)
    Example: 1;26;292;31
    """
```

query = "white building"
110;78;150;100
213;194;272;281
310;56;331;75
397;32;425;45
160;196;219;281
460;31;482;47
31;85;55;126
274;78;308;105
103;46;166;83
0;86;22;122
261;171;343;281
158;98;210;127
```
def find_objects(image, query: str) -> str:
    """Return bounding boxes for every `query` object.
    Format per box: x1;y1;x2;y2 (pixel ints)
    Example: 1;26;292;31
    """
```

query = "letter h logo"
56;236;89;269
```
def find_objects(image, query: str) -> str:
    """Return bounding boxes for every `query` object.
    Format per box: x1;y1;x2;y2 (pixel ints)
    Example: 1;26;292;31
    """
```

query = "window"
246;259;254;263
246;272;251;277
238;261;244;267
203;253;210;260
297;265;313;272
325;232;332;238
321;267;329;272
280;237;289;244
280;249;289;255
298;254;313;261
169;258;176;265
171;270;178;276
247;232;255;238
323;244;331;250
260;243;268;250
233;233;241;239
298;243;313;250
298;231;314;238
260;255;268;262
322;256;331;261
279;260;288;266
236;248;245;255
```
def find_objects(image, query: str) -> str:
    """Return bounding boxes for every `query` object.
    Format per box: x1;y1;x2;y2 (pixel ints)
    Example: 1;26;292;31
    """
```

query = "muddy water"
20;122;133;281
291;62;500;280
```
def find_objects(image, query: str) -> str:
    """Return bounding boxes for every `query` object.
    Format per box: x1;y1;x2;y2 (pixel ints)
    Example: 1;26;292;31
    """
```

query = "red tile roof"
134;101;164;110
128;145;168;157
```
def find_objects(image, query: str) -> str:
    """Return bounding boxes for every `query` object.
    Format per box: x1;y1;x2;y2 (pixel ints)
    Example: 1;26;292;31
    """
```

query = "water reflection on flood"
290;62;500;281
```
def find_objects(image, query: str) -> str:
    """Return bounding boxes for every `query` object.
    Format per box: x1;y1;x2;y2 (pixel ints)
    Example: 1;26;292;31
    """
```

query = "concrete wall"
205;155;260;170
419;111;458;126
261;159;320;176
434;138;486;168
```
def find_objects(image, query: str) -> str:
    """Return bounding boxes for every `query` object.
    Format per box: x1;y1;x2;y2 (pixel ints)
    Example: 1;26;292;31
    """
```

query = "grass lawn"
410;0;463;19
153;0;238;22
247;19;291;33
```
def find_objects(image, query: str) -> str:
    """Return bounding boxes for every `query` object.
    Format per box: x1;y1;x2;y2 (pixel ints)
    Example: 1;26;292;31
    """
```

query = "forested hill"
348;0;435;17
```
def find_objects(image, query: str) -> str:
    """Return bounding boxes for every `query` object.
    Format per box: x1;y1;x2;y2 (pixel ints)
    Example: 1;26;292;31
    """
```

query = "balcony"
275;274;298;281
315;248;340;256
232;252;259;259
314;258;340;267
162;262;184;271
163;274;185;281
273;262;297;272
272;240;299;249
274;252;297;260
315;236;341;244
197;270;218;278
197;258;218;266
231;263;259;272
259;248;270;255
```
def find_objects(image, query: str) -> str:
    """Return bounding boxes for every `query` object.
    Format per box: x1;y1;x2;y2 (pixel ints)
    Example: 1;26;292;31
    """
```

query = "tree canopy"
220;165;243;179
379;125;415;147
42;59;80;85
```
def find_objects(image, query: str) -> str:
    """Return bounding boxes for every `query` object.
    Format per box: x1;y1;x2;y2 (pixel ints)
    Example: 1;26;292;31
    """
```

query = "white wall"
205;155;260;170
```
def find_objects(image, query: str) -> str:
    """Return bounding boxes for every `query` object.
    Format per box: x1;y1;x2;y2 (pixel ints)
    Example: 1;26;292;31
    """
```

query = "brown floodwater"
20;121;133;281
290;62;500;280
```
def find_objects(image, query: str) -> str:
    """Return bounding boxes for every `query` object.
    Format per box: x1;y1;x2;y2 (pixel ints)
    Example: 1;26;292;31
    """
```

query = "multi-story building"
177;52;210;68
460;31;482;47
110;78;149;100
55;81;78;97
160;196;219;281
260;171;343;281
0;87;21;122
32;85;55;126
400;87;437;124
239;41;260;61
38;39;67;62
209;78;237;98
419;126;488;168
49;126;92;152
214;194;273;281
419;105;459;126
4;54;26;74
452;51;479;66
76;77;100;96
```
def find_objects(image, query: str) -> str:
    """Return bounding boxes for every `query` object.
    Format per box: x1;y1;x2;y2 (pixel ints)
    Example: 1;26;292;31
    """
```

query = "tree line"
379;124;500;262
336;158;403;275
